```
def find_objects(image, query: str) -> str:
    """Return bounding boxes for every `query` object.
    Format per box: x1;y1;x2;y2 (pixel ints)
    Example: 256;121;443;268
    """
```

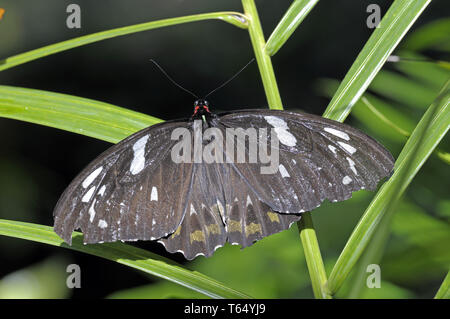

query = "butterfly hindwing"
224;163;301;248
159;164;227;260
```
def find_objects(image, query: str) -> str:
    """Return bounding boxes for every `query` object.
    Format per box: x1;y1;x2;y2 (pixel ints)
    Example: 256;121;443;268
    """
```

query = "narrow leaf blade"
0;12;248;72
265;0;319;56
0;219;252;299
323;0;432;122
0;85;162;143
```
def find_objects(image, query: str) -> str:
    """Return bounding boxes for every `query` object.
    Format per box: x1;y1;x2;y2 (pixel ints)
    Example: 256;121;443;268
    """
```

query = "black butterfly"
54;100;394;260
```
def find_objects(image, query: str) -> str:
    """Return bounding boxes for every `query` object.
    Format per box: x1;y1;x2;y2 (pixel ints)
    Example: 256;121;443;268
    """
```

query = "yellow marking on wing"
227;220;242;233
171;225;182;238
206;223;221;235
245;223;262;237
267;212;280;223
190;230;205;243
0;9;4;20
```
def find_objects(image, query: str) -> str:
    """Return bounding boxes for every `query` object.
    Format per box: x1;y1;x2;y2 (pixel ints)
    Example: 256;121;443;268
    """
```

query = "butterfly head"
193;99;211;117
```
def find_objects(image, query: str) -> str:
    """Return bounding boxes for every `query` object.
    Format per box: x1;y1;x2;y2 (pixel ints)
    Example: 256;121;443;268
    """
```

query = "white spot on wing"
82;186;95;203
246;195;253;207
342;176;352;185
151;186;158;201
98;219;108;228
89;199;97;222
338;141;356;154
324;127;350;140
130;135;149;175
279;164;290;178
274;127;297;147
97;185;106;196
346;157;358;175
190;203;197;215
328;145;337;154
264;115;287;127
264;116;297;147
82;166;103;188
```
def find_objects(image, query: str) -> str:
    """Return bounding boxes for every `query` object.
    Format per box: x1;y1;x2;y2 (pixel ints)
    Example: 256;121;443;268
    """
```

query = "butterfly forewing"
53;121;194;244
218;109;394;212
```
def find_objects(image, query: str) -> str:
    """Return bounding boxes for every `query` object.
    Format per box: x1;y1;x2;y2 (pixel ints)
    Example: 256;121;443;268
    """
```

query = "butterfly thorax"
192;99;214;122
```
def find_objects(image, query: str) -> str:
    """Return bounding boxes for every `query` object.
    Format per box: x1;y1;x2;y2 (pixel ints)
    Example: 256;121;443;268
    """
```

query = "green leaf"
265;0;319;56
0;85;162;143
369;70;441;109
327;80;450;294
435;271;450;299
323;0;432;122
344;207;394;298
401;18;450;51
0;12;248;72
316;77;414;142
0;219;252;299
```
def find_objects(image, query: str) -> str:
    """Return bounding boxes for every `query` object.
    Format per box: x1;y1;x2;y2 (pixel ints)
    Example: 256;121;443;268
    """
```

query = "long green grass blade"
0;219;252;299
323;0;431;122
327;80;450;294
297;214;331;298
265;0;319;56
242;0;283;109
0;12;247;72
434;271;450;299
345;208;394;298
0;85;162;143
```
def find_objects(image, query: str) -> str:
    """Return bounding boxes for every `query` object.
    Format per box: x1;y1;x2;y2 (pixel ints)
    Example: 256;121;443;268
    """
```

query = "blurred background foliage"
0;0;448;298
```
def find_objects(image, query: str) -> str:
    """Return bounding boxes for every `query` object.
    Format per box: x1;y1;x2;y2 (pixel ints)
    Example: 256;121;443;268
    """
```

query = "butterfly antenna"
149;59;199;99
203;58;255;99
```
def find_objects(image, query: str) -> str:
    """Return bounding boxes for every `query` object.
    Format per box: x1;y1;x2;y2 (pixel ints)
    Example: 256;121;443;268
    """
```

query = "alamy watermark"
366;4;381;29
66;4;81;29
170;120;280;174
366;264;381;288
66;264;81;288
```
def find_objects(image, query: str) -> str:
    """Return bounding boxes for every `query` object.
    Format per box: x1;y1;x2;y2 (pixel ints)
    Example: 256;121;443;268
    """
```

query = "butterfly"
53;99;394;260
